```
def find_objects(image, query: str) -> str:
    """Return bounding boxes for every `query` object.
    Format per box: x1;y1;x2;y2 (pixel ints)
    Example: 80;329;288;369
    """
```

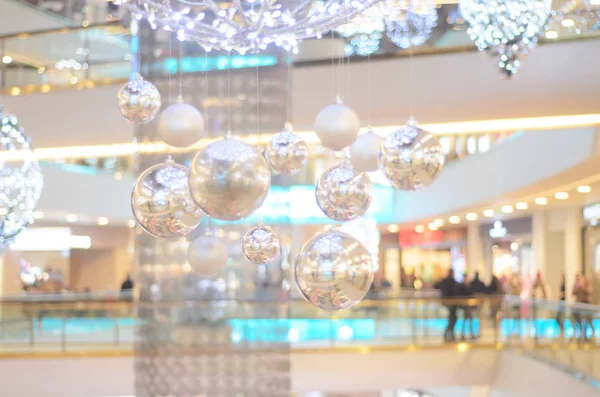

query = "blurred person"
556;274;566;333
121;274;134;294
435;268;458;342
468;272;487;295
572;274;594;341
507;273;523;297
532;271;549;299
457;276;475;340
488;274;504;320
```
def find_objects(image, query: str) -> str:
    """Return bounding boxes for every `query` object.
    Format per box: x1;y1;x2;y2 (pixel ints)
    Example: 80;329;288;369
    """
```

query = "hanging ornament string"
178;40;183;99
409;45;414;119
204;50;208;134
130;18;140;79
367;53;372;128
331;31;336;102
168;33;173;104
286;53;292;125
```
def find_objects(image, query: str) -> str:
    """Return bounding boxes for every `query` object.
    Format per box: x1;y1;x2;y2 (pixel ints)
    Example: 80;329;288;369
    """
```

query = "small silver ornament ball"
316;163;372;222
314;100;361;151
242;225;280;264
156;97;205;148
378;118;445;191
265;123;308;175
117;73;161;124
349;129;383;172
131;158;203;238
295;229;374;311
188;235;228;277
189;137;271;221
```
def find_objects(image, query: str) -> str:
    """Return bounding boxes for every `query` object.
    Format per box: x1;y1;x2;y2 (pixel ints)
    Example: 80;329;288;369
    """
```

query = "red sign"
399;229;444;247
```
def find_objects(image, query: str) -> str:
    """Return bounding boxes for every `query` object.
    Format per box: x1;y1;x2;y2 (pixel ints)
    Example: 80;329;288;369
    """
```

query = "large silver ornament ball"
314;102;360;151
349;130;383;172
188;235;228;277
265;125;308;175
156;99;205;148
0;109;43;251
131;158;204;238
242;225;280;264
316;164;372;222
189;138;271;221
117;73;161;124
295;229;374;311
378;120;444;191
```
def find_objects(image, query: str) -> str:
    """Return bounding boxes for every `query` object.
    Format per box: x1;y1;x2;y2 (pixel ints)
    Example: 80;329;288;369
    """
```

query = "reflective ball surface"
265;126;308;175
242;225;280;264
117;73;161;124
131;159;203;238
314;102;360;151
316;164;372;222
349;130;383;172
294;229;374;311
157;100;205;148
378;120;444;191
189;138;271;221
188;235;228;277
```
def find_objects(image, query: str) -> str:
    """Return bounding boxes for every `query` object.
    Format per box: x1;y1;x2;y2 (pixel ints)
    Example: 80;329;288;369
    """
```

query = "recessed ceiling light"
434;218;444;227
501;205;513;214
535;197;548;205
545;30;559;39
561;18;575;28
555;192;569;200
428;223;439;231
449;216;460;224
33;211;44;219
2;55;12;64
483;209;495;218
578;186;591;193
66;214;78;223
414;225;425;233
387;224;400;233
515;202;528;210
465;213;478;221
97;217;109;226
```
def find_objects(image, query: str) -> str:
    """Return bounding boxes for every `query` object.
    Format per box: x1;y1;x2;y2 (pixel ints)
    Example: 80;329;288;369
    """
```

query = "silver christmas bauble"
349;129;383;172
314;101;360;151
295;229;374;311
265;124;308;175
117;73;161;124
188;235;228;277
156;99;205;148
131;158;203;238
316;164;372;222
189;138;271;221
378;119;444;191
241;225;280;264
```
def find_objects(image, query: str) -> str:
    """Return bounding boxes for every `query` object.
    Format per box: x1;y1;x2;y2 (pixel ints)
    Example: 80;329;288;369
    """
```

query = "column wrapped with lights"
0;107;43;250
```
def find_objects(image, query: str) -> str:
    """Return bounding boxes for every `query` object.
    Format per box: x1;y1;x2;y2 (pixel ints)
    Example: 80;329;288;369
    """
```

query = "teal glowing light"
158;55;278;74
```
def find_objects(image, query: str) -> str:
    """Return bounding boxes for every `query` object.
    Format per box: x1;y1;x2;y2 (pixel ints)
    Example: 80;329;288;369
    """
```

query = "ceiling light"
535;197;548;205
578;186;591;193
2;55;12;64
428;223;439;231
66;214;78;223
434;219;444;227
449;216;460;224
555;192;569;200
465;213;478;221
70;235;92;249
127;220;137;228
561;18;575;28
387;224;400;233
501;205;513;214
414;225;425;233
33;211;44;219
483;209;495;218
545;30;558;39
515;202;528;210
97;217;109;226
10;87;20;96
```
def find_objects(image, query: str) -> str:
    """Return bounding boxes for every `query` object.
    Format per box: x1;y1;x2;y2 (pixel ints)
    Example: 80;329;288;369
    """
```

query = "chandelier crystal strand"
0;108;43;250
384;0;438;49
459;0;552;75
120;0;383;52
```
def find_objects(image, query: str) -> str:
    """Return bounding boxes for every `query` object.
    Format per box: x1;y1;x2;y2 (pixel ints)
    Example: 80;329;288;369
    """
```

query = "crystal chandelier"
0;107;43;250
459;0;552;75
385;0;438;49
119;0;383;53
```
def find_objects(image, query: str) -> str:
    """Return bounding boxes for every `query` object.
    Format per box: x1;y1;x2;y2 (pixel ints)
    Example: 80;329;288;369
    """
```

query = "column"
564;207;583;302
467;221;487;280
532;211;548;280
